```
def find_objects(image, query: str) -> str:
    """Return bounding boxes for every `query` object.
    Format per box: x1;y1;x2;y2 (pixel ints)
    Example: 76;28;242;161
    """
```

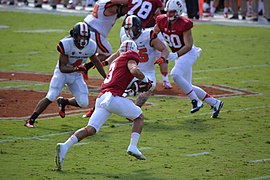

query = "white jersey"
57;36;97;68
84;0;117;38
121;29;157;73
45;36;97;107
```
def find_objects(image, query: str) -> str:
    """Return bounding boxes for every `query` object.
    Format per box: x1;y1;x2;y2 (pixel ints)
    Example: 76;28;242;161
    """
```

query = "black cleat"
190;99;203;113
211;101;224;118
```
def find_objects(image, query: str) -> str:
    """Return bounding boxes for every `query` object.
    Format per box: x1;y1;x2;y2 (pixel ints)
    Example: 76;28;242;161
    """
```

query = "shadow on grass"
53;168;165;180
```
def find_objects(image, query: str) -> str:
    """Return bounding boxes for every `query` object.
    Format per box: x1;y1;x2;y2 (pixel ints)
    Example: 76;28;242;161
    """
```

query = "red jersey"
127;0;163;29
100;51;140;96
156;14;193;52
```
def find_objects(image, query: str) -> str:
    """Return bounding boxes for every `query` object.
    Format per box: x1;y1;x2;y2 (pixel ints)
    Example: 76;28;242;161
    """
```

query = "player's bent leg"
55;125;96;170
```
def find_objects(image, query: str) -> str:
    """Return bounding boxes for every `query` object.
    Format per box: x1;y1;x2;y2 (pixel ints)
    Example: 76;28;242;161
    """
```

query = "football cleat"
82;108;94;118
162;80;172;89
55;143;68;171
24;119;35;128
57;97;66;118
190;99;203;113
211;100;224;118
127;145;146;160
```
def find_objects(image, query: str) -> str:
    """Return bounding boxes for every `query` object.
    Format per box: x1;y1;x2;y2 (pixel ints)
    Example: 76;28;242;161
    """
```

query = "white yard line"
193;64;270;73
249;158;270;163
247;175;270;180
185;152;210;156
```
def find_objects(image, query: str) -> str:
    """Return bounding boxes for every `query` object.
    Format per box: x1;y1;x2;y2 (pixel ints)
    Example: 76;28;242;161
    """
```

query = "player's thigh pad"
106;96;142;120
69;76;89;108
46;72;66;101
88;98;111;133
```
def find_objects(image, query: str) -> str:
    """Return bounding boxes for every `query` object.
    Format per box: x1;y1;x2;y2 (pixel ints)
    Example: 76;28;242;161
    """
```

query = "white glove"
167;52;179;62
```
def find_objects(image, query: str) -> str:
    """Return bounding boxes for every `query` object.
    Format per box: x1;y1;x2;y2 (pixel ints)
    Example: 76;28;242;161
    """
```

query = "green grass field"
0;11;270;179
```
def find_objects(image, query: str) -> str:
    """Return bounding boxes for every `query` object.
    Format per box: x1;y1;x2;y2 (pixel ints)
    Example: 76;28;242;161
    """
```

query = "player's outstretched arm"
90;55;107;79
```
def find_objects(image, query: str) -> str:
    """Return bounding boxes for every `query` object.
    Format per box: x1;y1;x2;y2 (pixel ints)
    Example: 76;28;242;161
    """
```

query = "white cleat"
127;145;146;160
55;143;68;171
162;80;172;89
211;100;224;118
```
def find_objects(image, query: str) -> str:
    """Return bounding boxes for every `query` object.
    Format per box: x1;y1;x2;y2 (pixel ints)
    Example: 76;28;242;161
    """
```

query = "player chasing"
24;22;106;128
55;40;152;170
154;0;224;118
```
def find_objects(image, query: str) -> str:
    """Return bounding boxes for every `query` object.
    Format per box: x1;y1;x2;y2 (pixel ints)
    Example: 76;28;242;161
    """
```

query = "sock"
210;1;215;14
203;93;218;106
187;89;200;102
162;72;169;82
30;112;39;121
224;7;228;13
129;132;140;147
64;135;78;149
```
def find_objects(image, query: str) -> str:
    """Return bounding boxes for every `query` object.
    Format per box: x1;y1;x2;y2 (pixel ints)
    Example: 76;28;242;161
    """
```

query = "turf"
0;11;270;179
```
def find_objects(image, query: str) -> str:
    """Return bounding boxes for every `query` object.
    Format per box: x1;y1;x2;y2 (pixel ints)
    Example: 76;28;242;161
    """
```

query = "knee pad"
77;98;89;108
46;87;60;102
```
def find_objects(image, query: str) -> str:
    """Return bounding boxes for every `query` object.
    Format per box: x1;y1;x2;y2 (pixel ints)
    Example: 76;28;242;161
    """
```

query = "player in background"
120;0;173;89
24;22;106;128
154;0;224;118
121;15;169;108
55;40;152;170
82;0;128;74
82;15;169;118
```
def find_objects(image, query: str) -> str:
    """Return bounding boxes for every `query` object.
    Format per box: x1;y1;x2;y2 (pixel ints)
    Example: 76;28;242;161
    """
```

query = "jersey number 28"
128;0;153;20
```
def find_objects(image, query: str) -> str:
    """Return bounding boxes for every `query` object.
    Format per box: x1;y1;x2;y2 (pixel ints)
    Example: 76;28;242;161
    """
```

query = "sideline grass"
0;11;270;179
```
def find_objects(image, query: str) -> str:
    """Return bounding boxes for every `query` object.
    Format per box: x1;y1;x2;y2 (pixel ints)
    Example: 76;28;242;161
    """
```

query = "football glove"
154;57;166;65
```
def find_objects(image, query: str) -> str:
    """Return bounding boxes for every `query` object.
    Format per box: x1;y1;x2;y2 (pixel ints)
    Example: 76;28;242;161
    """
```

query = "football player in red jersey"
154;0;224;118
55;40;151;171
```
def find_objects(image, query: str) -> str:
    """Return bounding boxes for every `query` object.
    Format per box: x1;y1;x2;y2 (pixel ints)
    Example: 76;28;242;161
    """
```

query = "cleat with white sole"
55;143;68;171
127;145;146;160
211;101;224;118
190;99;203;113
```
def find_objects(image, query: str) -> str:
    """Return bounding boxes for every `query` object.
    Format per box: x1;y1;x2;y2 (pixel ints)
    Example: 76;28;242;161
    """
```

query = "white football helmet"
119;40;138;55
70;22;90;48
165;0;183;21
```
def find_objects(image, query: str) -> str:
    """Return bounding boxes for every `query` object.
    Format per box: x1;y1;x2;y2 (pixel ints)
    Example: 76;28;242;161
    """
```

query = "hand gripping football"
131;80;153;93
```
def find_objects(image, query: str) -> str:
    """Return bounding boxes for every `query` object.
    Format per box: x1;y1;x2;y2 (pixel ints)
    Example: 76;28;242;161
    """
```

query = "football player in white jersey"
82;15;170;118
121;15;170;108
119;0;173;89
83;0;128;71
24;22;106;128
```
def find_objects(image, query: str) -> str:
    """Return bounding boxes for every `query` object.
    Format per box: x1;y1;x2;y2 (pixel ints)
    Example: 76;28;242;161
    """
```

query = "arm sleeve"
57;42;65;55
